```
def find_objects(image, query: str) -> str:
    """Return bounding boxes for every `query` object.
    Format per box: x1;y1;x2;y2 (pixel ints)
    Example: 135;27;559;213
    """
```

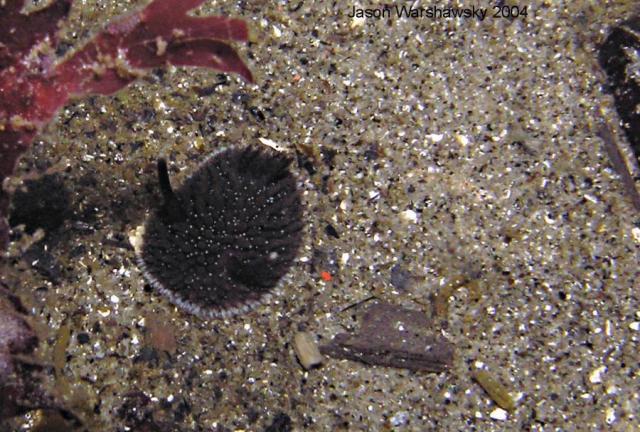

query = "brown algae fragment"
320;302;454;372
52;322;73;399
434;275;482;317
0;286;81;425
472;369;517;411
53;322;71;378
145;314;177;354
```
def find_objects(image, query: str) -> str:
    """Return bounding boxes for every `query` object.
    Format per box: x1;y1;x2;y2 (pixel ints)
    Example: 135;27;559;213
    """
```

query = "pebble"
489;408;508;421
589;366;606;384
77;332;90;344
293;332;323;370
400;209;418;223
390;411;409;427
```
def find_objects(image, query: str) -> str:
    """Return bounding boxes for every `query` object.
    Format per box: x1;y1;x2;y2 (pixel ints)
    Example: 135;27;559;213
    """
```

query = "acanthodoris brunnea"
136;146;304;318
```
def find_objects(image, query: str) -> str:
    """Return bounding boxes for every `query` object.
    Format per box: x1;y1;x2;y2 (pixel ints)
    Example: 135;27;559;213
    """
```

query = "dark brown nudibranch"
136;146;304;318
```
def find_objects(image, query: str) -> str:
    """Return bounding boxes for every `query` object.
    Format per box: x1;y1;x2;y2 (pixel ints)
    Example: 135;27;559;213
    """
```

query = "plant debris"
145;314;177;355
472;369;517;412
599;15;640;161
52;322;71;380
0;285;80;425
433;275;482;318
595;118;640;211
598;15;640;212
320;302;454;372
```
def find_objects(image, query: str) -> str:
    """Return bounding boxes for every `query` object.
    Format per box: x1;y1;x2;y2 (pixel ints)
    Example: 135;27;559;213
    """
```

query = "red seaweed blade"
0;0;253;249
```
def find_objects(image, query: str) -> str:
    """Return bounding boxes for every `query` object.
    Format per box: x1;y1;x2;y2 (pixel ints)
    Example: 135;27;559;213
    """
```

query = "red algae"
0;0;253;249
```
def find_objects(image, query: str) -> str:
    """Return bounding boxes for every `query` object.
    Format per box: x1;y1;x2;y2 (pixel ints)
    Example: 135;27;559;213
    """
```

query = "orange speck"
320;271;332;281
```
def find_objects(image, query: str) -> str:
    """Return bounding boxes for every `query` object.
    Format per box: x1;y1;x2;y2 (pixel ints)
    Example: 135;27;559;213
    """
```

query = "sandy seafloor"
1;0;639;430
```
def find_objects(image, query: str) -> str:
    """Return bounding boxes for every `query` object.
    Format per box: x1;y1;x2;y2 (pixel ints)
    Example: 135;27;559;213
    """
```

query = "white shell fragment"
258;137;287;152
128;225;145;254
400;209;418;223
293;331;323;370
589;366;607;384
490;408;508;421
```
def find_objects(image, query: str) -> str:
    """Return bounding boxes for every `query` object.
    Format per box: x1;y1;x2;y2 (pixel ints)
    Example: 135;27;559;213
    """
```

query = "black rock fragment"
320;302;454;372
324;223;340;239
76;333;90;344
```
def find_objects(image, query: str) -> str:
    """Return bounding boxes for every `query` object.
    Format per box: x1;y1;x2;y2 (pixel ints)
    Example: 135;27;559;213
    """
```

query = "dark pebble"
77;332;90;344
364;143;381;161
325;224;340;239
296;153;316;176
138;108;156;123
249;106;265;121
173;398;191;422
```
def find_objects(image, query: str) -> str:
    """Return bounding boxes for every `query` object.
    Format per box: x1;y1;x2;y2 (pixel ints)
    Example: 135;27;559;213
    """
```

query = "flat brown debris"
320;302;454;372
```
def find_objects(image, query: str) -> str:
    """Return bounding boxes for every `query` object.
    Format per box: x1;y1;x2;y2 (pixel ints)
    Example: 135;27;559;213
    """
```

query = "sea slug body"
137;146;304;318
